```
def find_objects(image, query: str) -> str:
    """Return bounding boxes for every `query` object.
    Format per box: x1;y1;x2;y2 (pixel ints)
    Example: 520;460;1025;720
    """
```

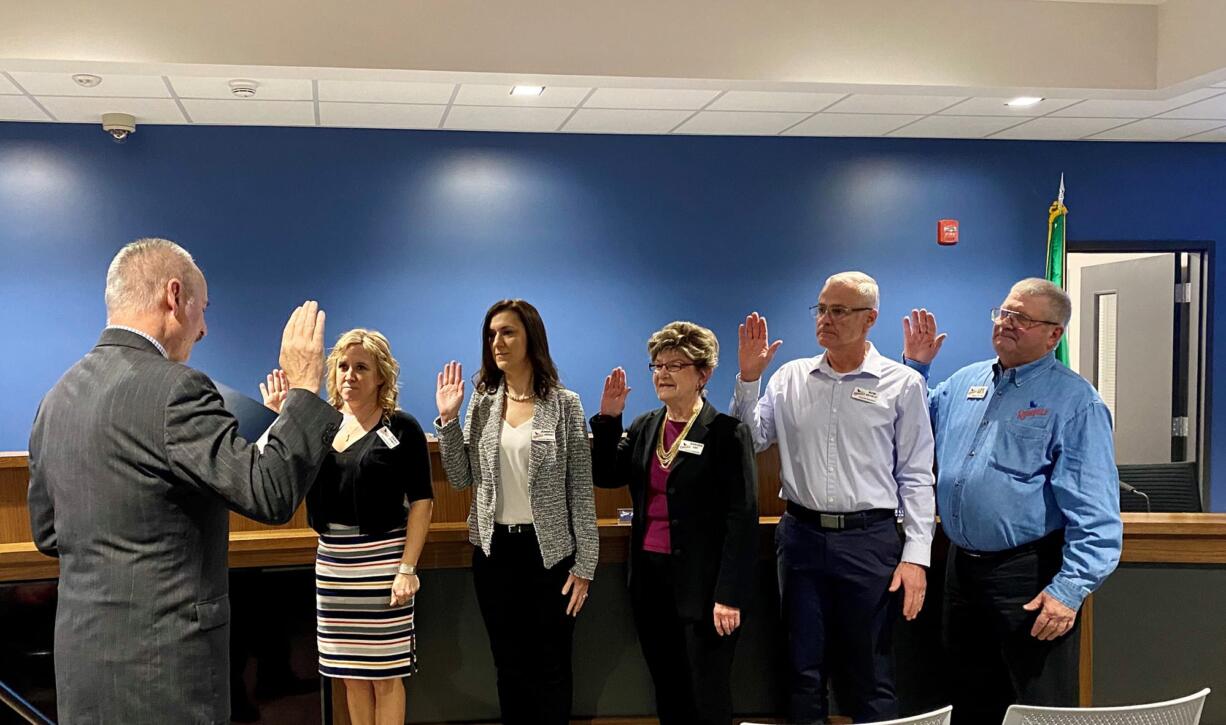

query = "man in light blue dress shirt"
733;272;936;724
903;278;1122;725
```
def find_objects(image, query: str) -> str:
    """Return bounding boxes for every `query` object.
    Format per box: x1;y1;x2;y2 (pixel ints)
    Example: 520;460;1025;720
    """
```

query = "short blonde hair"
104;238;201;317
325;329;400;421
647;321;719;373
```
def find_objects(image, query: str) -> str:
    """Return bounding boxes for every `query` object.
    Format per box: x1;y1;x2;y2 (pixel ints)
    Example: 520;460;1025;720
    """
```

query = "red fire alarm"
937;219;959;246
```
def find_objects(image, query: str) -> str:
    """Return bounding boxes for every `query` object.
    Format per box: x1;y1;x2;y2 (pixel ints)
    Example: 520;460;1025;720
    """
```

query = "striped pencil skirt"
315;525;418;680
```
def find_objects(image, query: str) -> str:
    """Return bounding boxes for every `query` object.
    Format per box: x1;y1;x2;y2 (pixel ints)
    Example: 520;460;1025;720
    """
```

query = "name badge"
532;429;555;442
850;387;879;404
678;440;705;455
376;427;400;449
967;386;989;400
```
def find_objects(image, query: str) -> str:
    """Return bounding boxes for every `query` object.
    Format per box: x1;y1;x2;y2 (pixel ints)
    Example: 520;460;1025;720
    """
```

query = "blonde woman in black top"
261;329;433;725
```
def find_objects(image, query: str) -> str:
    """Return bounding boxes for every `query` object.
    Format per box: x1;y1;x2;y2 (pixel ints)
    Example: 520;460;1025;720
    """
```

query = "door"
1078;254;1176;465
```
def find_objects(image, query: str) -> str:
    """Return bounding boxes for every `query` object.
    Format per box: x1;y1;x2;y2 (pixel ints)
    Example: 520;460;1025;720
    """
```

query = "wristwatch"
397;563;417;576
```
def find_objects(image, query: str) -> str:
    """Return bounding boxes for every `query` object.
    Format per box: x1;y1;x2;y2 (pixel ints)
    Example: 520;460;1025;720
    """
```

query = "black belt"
494;523;535;534
785;502;896;530
958;530;1063;559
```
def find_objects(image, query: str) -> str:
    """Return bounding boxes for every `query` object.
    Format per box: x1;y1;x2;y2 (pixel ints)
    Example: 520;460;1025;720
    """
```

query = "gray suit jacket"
435;382;599;579
27;328;341;724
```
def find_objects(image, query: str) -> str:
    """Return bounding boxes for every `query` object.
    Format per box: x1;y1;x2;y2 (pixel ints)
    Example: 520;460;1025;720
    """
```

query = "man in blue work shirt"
902;278;1122;725
735;271;936;724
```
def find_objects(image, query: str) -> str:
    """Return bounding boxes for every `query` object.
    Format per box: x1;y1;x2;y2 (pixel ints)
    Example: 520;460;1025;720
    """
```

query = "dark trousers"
777;511;902;724
630;551;740;725
471;530;575;725
944;531;1079;725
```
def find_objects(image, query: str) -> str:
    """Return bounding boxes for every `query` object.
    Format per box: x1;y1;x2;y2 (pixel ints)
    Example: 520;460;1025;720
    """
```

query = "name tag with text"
967;386;989;400
678;440;705;456
376;427;400;449
850;387;880;404
532;429;555;442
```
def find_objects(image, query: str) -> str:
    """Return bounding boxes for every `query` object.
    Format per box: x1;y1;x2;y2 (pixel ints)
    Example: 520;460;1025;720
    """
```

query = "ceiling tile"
12;71;169;97
1157;92;1226;119
1182;125;1226;142
453;84;590;107
939;97;1082;117
317;80;454;104
584;88;719;110
1089;118;1226;141
181;99;315;126
708;91;846;112
562;108;693;134
824;94;966;115
0;95;49;121
782;113;922;137
443;105;572;132
319;102;445;129
37;96;185;124
0;74;21;95
1051;89;1222;118
990;117;1131;140
169;76;313;101
889;115;1023;138
674;110;809;135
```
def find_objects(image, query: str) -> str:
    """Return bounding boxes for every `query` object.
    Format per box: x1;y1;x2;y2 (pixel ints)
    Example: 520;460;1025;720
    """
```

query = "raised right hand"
902;308;947;365
436;361;465;424
599;367;631;417
279;301;326;394
258;369;289;413
738;312;783;383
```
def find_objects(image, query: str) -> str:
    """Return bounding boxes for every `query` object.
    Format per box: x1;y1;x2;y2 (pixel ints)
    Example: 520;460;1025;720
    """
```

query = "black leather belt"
785;502;896;530
959;530;1063;559
494;523;535;534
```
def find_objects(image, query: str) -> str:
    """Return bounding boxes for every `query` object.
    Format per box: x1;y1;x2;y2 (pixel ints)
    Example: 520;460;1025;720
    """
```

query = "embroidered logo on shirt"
1017;401;1049;421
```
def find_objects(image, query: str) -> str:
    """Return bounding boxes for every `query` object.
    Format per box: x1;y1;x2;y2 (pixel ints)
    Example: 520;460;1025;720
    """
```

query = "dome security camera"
101;113;136;143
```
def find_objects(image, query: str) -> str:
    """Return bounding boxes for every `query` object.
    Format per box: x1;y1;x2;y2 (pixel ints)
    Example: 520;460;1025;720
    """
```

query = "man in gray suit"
28;238;342;724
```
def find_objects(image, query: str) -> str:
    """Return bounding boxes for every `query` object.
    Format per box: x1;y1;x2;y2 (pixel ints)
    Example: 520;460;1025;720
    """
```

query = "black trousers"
471;529;575;725
776;511;902;724
944;531;1080;725
630;551;740;725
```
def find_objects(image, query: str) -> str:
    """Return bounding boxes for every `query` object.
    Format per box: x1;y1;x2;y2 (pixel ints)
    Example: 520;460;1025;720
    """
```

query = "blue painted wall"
1;122;1221;508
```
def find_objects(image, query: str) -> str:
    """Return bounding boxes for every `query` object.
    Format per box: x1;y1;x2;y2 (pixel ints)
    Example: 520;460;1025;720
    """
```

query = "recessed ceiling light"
510;86;545;97
72;74;103;88
1005;96;1044;108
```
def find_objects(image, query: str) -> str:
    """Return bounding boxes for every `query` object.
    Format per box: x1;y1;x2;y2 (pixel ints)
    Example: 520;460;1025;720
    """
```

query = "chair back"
1001;688;1210;725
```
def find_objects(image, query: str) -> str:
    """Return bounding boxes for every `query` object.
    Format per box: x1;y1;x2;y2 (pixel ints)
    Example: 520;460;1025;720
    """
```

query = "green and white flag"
1046;175;1069;366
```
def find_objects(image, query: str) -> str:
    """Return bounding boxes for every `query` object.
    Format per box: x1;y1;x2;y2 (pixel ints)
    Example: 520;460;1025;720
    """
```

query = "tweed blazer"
435;381;599;579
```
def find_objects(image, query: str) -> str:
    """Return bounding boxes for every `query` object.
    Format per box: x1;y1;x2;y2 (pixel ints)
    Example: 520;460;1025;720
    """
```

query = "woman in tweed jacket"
433;298;598;725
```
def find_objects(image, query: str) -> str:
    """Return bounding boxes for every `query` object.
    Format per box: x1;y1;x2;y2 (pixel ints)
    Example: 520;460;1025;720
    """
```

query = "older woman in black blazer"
590;321;758;725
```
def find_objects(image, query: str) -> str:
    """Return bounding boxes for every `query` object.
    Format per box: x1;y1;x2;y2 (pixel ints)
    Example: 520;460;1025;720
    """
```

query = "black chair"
1117;462;1202;513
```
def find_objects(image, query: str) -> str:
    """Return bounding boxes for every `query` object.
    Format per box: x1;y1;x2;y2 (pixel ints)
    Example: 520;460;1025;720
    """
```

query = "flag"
1046;175;1069;365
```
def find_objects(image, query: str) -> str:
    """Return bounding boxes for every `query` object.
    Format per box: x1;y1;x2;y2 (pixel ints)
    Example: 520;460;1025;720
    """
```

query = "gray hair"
104;238;200;316
1010;278;1071;326
824;271;880;309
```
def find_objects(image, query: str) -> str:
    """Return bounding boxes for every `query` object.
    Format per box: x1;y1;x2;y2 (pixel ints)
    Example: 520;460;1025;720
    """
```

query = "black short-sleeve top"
306;410;434;535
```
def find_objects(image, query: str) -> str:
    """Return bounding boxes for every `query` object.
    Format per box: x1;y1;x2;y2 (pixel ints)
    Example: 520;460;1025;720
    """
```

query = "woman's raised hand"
436;361;466;424
258;369;290;413
600;367;631;417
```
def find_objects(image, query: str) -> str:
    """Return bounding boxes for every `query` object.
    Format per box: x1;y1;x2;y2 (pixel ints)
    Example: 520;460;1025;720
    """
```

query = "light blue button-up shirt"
731;343;936;566
908;353;1122;610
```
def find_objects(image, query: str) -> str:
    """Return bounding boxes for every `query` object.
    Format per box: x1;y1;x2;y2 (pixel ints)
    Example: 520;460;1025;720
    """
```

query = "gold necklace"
655;400;702;470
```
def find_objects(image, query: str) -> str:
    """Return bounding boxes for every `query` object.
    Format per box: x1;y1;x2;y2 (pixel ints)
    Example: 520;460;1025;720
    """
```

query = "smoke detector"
228;79;259;98
73;74;103;88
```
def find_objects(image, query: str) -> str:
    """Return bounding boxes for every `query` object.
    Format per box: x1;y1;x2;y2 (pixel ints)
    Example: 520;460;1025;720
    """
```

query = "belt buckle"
507;524;528;534
819;513;844;529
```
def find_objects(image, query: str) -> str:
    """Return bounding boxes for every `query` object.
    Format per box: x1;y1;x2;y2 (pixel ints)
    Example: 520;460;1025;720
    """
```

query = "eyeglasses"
809;304;874;320
990;307;1060;329
648;361;697;374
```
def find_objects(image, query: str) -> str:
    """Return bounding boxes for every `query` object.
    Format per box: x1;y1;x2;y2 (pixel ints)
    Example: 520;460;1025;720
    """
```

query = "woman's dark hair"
476;299;561;399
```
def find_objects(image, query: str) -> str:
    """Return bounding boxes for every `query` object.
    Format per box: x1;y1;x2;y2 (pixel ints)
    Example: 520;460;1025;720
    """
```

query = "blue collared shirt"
732;343;936;566
908;353;1122;610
